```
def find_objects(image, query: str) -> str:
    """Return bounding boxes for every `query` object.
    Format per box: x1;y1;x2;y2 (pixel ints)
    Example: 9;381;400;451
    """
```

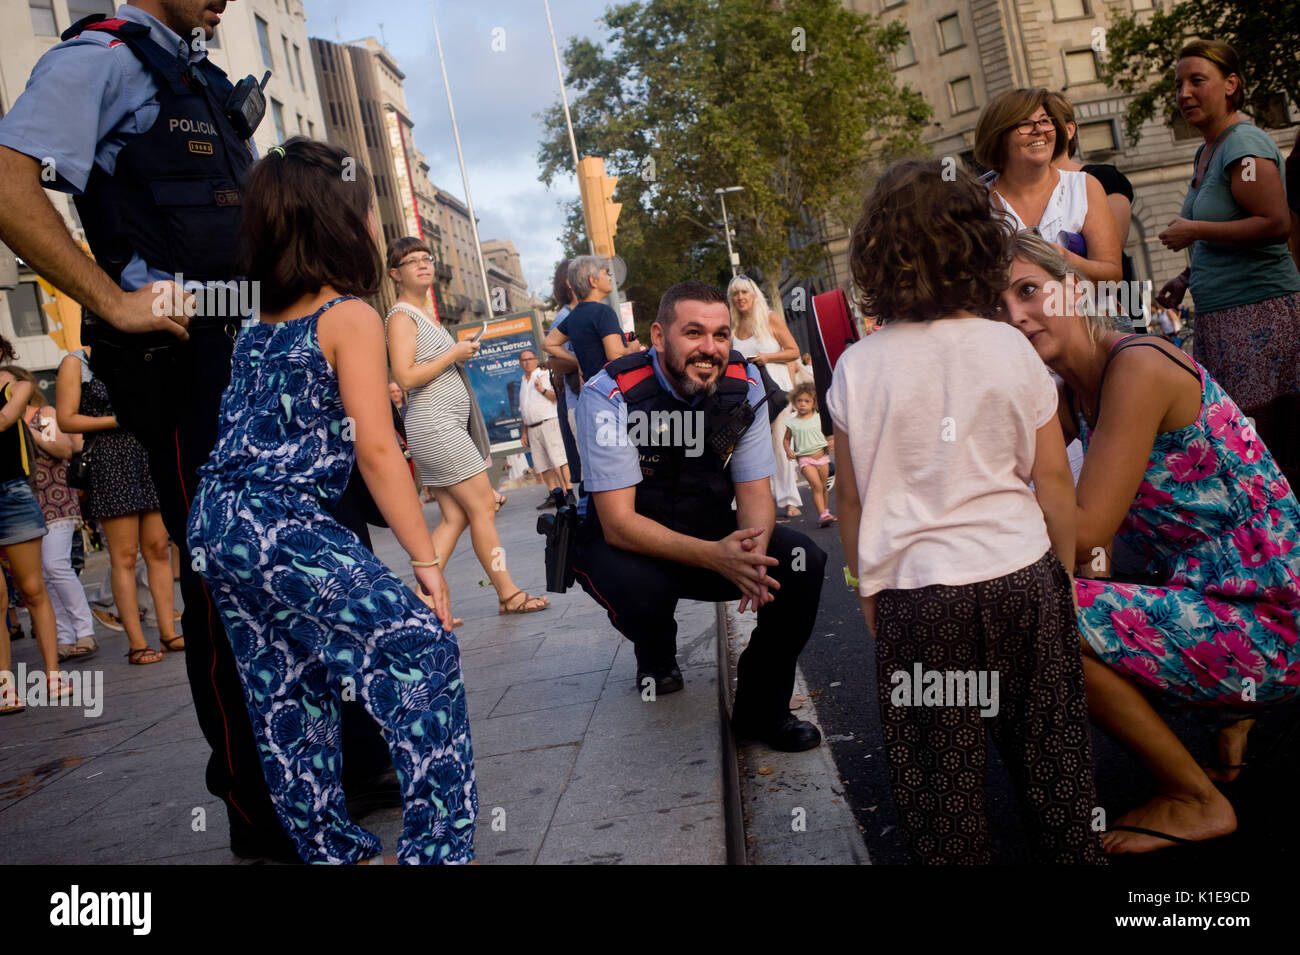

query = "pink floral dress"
1074;340;1300;707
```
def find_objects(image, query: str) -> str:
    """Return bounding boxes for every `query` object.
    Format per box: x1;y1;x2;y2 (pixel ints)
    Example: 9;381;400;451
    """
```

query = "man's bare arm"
0;146;189;338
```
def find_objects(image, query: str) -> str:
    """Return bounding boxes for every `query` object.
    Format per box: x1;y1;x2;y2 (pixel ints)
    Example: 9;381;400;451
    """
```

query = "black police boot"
731;710;822;753
229;817;303;865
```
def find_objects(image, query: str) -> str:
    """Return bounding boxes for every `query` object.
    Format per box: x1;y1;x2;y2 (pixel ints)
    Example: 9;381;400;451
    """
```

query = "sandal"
48;673;75;701
494;494;507;513
58;638;98;662
0;681;24;716
785;505;801;518
127;646;163;665
498;591;550;615
160;634;185;652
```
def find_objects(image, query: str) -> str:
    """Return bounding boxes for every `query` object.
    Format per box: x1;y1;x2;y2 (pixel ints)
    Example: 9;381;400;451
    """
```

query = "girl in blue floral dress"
187;139;475;865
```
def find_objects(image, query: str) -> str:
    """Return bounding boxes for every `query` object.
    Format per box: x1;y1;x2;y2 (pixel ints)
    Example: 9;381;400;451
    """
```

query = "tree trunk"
761;267;785;323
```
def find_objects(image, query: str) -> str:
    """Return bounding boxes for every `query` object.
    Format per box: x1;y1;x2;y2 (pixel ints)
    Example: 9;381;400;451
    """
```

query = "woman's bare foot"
1205;718;1255;783
1102;791;1237;854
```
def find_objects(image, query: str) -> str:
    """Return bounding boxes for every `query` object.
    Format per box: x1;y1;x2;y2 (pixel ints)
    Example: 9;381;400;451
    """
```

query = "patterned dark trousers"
874;551;1106;865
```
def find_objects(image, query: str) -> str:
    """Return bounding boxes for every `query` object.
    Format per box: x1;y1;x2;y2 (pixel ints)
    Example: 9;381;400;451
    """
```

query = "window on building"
1064;50;1099;85
1170;114;1200;141
296;112;304;133
294;46;306;93
282;37;295;87
938;13;963;52
1131;0;1153;9
255;15;274;70
882;0;905;8
308;120;316;138
271;98;286;143
948;76;976;115
66;1;113;28
328;101;338;126
1078;120;1118;154
892;31;916;69
29;0;57;36
9;282;47;338
1051;0;1090;19
1258;93;1292;128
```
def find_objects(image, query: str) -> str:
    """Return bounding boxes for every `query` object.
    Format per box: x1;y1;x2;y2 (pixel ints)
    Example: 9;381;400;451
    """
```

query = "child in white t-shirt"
828;158;1103;865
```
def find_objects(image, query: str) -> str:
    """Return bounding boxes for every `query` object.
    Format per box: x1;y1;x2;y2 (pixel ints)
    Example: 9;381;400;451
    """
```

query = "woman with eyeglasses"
385;237;549;616
973;89;1121;285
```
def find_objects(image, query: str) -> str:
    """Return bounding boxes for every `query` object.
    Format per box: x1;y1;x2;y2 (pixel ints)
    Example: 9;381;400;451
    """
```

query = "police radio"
224;71;271;141
705;391;768;468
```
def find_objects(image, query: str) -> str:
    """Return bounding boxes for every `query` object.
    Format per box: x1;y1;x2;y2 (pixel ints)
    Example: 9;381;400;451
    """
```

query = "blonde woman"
727;276;802;519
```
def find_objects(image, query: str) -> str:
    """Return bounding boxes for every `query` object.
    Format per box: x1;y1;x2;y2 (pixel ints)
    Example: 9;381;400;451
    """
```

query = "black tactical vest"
67;16;253;346
588;349;755;543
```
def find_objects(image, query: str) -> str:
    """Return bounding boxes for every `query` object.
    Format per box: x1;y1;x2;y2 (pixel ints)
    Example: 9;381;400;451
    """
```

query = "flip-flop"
1108;824;1195;847
57;644;95;662
127;646;163;665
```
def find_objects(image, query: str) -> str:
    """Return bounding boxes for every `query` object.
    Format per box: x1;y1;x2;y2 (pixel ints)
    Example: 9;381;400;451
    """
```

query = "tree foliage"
536;0;930;323
1100;0;1300;144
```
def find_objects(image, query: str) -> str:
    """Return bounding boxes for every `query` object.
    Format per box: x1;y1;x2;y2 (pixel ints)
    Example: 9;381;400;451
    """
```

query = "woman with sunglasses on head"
727;275;804;520
974;88;1121;285
1155;40;1300;489
385;237;549;616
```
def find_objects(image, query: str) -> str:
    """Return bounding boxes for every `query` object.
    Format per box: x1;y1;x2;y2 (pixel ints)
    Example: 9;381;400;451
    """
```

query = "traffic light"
577;156;621;258
37;276;83;351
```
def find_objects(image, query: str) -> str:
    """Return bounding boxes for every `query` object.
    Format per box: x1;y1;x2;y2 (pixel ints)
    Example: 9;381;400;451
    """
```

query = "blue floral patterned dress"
1074;338;1300;709
187;297;476;864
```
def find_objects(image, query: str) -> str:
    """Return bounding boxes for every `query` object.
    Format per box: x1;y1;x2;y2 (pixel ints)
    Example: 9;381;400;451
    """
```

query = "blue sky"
304;0;615;295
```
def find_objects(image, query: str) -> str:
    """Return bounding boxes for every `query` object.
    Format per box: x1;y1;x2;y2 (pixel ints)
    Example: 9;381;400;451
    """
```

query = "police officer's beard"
665;345;721;398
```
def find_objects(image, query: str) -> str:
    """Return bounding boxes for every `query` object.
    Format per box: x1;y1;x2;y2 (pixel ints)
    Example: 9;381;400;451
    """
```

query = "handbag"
67;441;92;491
756;363;788;423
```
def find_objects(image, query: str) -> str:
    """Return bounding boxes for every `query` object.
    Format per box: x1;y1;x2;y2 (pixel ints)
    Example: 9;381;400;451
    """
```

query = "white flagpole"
431;5;494;314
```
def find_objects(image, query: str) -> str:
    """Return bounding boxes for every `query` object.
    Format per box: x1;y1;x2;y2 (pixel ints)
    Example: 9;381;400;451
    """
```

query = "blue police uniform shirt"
576;346;774;493
0;4;248;293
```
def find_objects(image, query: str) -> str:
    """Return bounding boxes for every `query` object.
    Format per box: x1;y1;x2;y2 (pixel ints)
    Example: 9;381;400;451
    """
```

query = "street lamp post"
715;186;744;276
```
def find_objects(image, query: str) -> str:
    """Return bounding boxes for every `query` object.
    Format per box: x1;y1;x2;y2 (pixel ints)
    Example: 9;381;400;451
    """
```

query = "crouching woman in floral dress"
998;231;1300;855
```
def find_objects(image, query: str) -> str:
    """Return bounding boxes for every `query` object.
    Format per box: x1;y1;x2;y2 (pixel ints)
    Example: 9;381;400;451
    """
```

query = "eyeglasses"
520;356;538;362
1014;118;1056;136
398;255;434;267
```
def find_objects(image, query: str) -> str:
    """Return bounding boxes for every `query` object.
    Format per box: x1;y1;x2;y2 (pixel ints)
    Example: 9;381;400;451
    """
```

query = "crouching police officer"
573;281;826;752
0;1;393;862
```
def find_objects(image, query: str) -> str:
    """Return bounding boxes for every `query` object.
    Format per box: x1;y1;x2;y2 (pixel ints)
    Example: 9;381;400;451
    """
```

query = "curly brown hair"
849;159;1014;324
787;381;817;409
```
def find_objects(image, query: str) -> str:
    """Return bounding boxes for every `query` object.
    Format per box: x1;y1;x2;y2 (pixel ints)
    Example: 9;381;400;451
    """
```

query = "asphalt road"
789;507;1300;867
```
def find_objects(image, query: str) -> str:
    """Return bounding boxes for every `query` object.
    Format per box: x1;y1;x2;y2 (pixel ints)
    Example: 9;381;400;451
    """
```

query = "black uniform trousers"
94;322;391;853
554;384;581;486
573;523;825;722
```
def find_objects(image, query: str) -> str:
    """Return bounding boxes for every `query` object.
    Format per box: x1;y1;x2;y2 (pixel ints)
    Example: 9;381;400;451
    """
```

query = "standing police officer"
573;281;826;751
0;0;391;861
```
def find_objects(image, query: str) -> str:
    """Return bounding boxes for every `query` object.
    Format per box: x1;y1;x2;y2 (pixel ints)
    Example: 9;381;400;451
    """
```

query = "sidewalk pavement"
0;491;865;864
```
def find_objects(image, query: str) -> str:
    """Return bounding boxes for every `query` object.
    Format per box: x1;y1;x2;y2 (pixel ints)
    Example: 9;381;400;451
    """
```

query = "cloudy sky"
304;0;614;296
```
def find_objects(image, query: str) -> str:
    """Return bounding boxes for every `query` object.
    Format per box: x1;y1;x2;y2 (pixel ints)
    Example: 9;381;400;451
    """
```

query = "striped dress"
384;303;485;487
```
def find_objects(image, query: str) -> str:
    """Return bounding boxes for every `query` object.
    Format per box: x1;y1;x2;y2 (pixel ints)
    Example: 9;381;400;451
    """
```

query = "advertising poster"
452;311;541;454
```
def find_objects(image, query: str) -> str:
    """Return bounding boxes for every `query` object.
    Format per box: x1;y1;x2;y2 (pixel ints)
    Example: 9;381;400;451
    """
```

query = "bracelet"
410;556;442;568
843;566;859;590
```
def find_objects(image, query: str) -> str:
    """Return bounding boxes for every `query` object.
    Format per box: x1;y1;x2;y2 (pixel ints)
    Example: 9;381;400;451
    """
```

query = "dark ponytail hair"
237;137;382;313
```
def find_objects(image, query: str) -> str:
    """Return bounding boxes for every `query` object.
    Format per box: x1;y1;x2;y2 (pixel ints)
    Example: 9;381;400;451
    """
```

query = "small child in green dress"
782;382;836;527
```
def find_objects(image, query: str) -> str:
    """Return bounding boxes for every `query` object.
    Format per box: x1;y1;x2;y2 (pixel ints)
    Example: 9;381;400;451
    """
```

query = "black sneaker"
635;665;684;696
731;711;822;752
564;490;577;507
537;495;556;510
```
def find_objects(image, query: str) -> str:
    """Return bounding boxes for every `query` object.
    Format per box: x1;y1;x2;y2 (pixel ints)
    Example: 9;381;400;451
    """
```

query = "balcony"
435;262;453;282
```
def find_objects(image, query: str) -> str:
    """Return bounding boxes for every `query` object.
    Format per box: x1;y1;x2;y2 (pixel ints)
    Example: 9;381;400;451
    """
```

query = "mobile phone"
470;321;488;342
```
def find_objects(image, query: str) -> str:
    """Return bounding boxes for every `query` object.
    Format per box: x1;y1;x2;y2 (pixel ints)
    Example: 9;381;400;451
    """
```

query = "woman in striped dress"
384;237;548;615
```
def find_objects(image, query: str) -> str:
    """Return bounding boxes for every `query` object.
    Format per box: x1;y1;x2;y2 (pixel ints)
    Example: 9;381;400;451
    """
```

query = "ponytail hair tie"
268;145;286;158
